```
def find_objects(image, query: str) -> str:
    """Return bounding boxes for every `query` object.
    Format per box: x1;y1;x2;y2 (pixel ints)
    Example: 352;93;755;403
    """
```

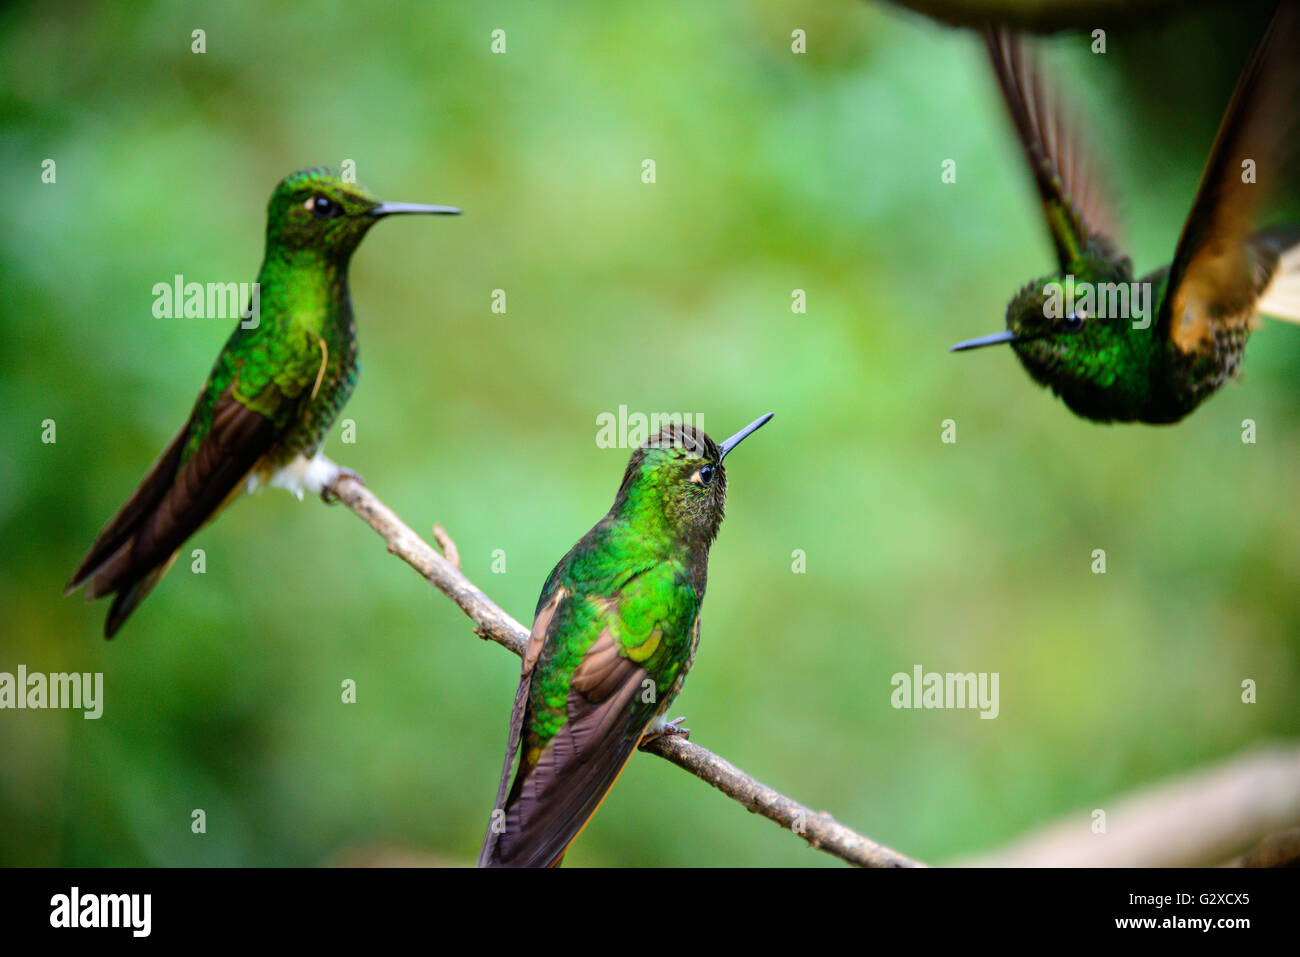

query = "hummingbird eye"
693;464;715;487
1062;312;1086;332
306;195;342;219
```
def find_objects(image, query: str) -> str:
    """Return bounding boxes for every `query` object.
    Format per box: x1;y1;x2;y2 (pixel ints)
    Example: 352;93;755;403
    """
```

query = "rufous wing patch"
524;586;566;677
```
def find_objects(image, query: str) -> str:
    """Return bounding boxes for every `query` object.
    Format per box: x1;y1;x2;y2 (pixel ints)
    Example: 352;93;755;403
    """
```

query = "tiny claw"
661;716;691;739
642;716;691;745
321;467;365;504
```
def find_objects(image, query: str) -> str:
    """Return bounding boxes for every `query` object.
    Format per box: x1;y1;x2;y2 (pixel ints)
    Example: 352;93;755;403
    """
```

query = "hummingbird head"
952;264;1154;422
265;167;460;262
613;414;773;551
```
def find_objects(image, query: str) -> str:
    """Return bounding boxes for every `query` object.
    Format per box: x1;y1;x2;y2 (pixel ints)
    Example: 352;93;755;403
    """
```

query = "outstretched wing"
480;561;699;868
985;27;1121;269
1156;2;1300;352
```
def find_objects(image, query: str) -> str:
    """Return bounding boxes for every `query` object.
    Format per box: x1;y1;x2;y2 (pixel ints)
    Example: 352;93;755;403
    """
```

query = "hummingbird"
66;168;461;637
478;413;773;868
951;4;1300;424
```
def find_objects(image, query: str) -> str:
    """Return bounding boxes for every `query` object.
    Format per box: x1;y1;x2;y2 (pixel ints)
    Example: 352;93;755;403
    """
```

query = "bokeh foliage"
1;0;1296;866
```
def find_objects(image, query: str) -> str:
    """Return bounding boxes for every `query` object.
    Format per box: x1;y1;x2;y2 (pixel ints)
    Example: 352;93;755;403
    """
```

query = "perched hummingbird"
66;168;460;637
951;4;1300;423
478;414;773;868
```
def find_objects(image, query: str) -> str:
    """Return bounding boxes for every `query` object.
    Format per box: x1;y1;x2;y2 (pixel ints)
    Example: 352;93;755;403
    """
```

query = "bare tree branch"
323;471;923;868
957;744;1300;867
641;734;917;867
1225;826;1300;868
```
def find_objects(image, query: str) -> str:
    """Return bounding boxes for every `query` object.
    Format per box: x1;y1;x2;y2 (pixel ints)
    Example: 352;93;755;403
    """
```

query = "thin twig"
431;524;459;571
324;471;923;868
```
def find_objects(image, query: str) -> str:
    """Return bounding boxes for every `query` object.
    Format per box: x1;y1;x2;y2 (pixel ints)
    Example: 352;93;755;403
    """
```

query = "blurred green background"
2;0;1297;867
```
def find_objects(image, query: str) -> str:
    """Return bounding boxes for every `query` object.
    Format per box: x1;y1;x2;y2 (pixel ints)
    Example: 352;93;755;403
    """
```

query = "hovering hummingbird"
479;414;773;868
951;4;1300;423
66;168;461;637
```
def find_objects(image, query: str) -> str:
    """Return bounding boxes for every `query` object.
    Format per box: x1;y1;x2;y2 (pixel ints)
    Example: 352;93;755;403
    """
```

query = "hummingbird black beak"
370;202;463;217
950;329;1019;352
717;413;774;462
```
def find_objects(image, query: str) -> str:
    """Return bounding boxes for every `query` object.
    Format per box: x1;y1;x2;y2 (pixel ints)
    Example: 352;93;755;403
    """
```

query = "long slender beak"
370;202;463;217
718;412;774;462
950;329;1018;352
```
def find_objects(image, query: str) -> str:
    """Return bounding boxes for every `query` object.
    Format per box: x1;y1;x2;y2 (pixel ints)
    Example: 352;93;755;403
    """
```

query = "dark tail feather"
66;422;192;640
67;389;275;638
65;422;191;595
104;555;177;639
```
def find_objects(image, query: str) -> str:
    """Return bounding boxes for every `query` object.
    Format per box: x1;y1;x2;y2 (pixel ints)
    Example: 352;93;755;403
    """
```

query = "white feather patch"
245;452;339;500
1258;243;1300;324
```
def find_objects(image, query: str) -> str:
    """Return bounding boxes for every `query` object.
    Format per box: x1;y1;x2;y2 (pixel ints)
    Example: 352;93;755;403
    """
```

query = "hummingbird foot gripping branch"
66;168;461;638
644;715;691;741
309;457;366;506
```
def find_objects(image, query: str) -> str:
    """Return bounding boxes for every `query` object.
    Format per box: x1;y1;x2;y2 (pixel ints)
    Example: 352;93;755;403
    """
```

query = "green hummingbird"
951;4;1300;423
66;168;460;637
478;413;773;868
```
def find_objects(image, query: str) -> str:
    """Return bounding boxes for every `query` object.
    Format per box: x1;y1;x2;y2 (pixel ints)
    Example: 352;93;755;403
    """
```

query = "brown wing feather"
477;586;567;867
487;627;649;868
69;388;279;637
1158;2;1300;352
65;420;191;595
986;27;1120;268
